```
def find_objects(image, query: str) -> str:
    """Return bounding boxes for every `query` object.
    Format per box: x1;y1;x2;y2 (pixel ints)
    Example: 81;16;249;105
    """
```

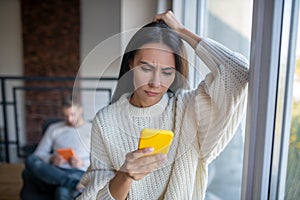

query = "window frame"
174;0;300;198
242;0;300;198
241;0;285;198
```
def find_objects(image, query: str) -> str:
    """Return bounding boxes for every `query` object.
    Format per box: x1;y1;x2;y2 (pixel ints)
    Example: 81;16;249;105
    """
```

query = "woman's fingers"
121;149;167;180
153;10;184;32
125;152;166;172
126;154;166;180
134;154;166;170
154;10;201;49
129;147;154;160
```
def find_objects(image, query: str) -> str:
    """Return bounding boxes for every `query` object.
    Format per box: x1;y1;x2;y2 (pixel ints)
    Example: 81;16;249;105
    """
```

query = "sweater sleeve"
191;38;248;164
33;124;57;162
76;117;116;200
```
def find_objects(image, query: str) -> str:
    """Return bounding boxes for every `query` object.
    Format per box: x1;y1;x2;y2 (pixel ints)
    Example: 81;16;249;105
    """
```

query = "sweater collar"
118;92;170;117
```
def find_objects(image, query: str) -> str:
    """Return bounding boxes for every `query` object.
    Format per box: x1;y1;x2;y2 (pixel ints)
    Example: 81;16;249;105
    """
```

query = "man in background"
20;95;92;200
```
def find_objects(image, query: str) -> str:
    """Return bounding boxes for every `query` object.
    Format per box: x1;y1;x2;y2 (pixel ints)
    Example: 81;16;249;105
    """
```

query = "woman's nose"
148;72;161;87
148;81;161;87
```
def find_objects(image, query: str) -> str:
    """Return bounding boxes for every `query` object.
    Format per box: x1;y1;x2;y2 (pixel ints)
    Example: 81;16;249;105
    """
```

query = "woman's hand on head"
120;148;166;181
153;10;201;49
153;10;185;33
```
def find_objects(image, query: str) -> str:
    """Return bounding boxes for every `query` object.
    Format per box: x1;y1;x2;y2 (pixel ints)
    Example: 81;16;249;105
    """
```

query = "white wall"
121;0;157;31
80;0;121;77
80;0;121;61
0;0;23;75
0;0;25;162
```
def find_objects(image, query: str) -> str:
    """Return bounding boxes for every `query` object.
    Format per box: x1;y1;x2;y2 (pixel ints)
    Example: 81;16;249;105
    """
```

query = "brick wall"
21;0;80;145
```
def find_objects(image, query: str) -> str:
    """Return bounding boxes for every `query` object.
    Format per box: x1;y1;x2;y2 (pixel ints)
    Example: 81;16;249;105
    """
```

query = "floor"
0;163;24;200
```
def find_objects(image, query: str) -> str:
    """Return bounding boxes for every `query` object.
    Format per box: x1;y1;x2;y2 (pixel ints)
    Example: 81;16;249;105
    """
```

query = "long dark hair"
111;21;188;103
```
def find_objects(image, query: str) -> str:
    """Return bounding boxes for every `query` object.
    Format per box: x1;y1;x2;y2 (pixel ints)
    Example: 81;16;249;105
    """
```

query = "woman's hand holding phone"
109;129;172;199
120;147;166;181
110;148;165;200
138;128;174;155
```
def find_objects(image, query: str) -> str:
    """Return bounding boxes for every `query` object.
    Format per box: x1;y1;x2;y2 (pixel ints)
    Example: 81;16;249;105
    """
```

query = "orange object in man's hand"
56;148;75;161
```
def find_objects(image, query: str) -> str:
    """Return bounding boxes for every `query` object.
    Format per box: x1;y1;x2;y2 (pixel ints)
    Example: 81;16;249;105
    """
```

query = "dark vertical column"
21;0;80;145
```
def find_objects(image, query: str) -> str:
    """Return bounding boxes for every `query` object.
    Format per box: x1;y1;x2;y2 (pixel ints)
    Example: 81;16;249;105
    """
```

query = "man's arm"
33;123;58;163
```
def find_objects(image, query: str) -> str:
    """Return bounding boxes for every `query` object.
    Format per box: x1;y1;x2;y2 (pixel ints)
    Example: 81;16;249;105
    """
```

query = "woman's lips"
145;91;159;97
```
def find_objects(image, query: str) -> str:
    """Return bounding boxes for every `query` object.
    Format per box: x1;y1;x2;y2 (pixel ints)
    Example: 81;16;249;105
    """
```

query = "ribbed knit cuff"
97;183;115;200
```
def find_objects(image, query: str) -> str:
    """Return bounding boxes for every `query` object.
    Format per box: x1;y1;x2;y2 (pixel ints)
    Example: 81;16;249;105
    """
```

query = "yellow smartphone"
138;128;174;155
56;148;75;160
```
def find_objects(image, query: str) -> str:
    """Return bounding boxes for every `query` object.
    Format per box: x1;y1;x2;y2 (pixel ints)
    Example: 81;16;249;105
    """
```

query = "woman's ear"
129;60;133;69
129;62;133;70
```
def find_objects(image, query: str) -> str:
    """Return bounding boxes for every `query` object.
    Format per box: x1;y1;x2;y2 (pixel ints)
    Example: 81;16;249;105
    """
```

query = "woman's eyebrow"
140;61;155;68
161;67;175;70
140;61;174;70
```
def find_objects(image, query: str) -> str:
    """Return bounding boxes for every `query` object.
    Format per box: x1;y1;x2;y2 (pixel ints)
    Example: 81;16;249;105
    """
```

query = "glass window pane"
285;14;300;199
202;1;253;200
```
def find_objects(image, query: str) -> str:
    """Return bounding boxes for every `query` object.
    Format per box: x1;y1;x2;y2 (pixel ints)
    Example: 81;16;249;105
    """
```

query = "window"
280;1;300;199
174;0;300;199
242;0;300;199
173;1;253;199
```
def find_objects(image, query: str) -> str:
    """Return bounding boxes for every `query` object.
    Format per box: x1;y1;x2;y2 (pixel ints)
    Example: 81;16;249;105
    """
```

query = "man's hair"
62;95;81;108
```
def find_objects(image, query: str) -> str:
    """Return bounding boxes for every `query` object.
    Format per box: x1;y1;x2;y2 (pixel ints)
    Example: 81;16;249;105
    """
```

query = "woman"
77;11;248;200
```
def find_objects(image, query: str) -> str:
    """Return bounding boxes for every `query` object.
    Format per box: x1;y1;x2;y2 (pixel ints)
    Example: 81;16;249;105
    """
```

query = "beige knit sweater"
77;38;249;200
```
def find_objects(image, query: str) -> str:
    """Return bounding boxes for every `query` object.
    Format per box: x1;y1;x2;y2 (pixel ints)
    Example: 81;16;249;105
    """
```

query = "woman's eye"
162;72;172;76
141;66;152;72
162;71;174;76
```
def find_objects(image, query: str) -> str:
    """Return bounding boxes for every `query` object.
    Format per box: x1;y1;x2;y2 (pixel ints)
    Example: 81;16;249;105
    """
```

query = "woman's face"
130;43;176;107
